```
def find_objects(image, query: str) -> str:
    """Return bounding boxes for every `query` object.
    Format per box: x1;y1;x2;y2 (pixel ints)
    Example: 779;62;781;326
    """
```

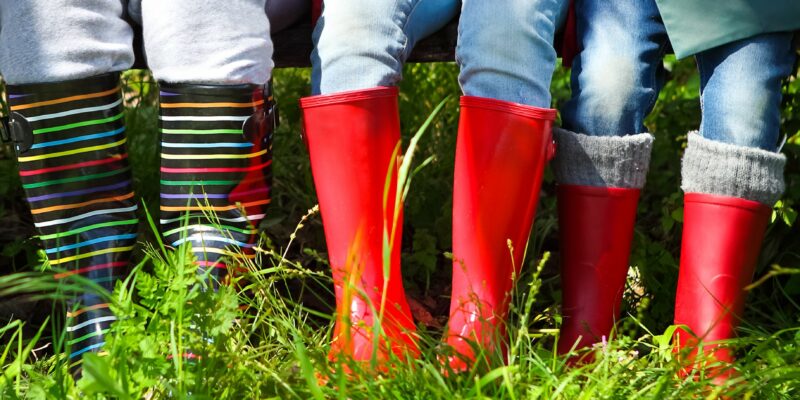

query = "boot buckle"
4;112;33;153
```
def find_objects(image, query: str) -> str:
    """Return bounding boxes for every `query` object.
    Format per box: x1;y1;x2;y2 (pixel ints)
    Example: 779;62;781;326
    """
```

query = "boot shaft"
446;96;555;369
158;82;274;280
556;184;640;354
299;87;417;362
7;73;137;371
300;86;403;300
449;96;555;322
674;193;770;348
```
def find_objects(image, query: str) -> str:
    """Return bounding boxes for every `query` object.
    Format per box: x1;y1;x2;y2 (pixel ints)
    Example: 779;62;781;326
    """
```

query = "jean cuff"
552;128;654;189
681;132;786;205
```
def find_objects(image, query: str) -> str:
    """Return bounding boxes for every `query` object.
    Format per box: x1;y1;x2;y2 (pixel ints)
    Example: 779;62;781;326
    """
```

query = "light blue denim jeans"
311;0;460;94
696;33;796;150
561;0;796;151
312;0;569;108
457;0;569;108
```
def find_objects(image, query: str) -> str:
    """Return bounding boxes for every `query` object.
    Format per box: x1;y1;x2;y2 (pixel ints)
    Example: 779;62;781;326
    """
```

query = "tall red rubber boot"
299;87;418;365
445;96;556;370
673;193;770;376
557;185;640;356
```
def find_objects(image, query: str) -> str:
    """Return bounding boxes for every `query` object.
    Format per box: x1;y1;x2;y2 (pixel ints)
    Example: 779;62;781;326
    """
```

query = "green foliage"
1;59;800;398
2;245;800;398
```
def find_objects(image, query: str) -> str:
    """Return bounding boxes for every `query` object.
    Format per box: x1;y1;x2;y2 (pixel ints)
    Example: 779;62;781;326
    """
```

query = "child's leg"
675;32;795;374
140;0;275;281
134;0;308;35
457;0;568;107
696;33;796;151
302;0;457;364
0;0;133;84
140;0;273;85
445;0;568;370
0;1;136;374
552;0;668;356
560;0;668;136
311;0;458;94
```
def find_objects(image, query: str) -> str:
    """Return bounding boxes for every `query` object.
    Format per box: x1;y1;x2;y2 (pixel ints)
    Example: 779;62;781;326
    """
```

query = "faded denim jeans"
312;0;569;108
560;0;796;150
311;0;459;94
458;0;569;107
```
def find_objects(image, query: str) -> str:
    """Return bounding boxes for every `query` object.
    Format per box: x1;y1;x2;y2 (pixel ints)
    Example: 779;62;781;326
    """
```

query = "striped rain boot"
5;73;138;373
158;82;274;283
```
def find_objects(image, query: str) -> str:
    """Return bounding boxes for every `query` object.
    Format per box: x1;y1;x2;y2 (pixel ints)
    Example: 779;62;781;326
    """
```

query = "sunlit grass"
3;213;800;398
1;64;800;398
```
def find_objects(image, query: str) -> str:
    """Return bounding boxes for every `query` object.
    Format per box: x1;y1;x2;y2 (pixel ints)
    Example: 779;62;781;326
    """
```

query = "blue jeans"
561;0;796;151
458;0;569;108
311;0;460;94
312;0;569;108
696;34;796;150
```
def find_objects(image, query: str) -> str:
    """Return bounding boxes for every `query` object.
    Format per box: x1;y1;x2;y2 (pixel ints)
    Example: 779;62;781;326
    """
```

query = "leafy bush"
1;59;799;398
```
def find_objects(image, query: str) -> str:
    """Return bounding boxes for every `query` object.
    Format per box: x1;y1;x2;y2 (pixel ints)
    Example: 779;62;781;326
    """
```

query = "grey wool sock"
551;128;655;189
681;132;786;205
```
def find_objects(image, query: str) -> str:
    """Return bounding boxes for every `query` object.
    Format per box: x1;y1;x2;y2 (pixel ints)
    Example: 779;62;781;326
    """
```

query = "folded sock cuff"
551;128;654;189
681;132;786;205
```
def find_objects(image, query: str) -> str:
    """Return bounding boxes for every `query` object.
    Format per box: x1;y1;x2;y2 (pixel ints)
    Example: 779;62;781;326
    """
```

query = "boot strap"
0;115;8;142
243;80;278;142
267;79;279;130
1;112;33;153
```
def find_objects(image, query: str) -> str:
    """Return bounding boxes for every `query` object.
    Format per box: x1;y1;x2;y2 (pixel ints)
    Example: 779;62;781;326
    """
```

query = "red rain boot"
557;185;640;356
445;96;556;370
299;87;418;365
673;193;770;378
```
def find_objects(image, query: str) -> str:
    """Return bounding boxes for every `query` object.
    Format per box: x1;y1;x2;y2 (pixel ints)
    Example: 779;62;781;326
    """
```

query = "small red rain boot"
556;185;640;357
445;96;556;371
673;193;771;379
299;87;418;366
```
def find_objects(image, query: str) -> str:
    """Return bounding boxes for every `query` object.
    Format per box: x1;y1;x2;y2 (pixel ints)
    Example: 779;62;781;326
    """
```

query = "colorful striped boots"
6;73;138;371
157;82;273;282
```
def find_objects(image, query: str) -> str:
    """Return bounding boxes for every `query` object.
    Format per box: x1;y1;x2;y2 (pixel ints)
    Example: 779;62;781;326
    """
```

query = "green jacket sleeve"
655;0;800;58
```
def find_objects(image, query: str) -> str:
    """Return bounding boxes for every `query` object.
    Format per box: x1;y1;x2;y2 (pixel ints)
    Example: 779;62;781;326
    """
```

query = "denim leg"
457;0;569;108
0;0;133;84
560;0;668;135
696;33;797;151
312;0;458;94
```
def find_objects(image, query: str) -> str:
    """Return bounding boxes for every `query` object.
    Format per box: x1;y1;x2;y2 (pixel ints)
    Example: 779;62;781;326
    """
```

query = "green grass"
1;61;800;398
2;227;799;398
